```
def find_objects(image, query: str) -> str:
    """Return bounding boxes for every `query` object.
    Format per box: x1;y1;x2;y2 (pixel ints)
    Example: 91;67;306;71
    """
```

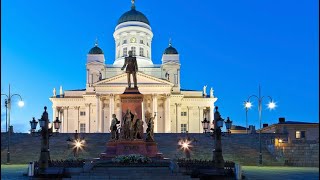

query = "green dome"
88;44;103;54
164;44;178;54
117;6;150;25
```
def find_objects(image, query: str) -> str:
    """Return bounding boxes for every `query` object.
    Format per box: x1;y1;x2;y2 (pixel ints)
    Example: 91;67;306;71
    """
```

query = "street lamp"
212;106;225;169
201;118;210;133
244;85;276;166
29;106;61;175
1;84;24;164
244;101;251;134
225;117;233;134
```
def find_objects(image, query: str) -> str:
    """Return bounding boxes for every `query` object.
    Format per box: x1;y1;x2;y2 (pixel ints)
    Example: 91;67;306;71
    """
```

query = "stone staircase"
64;166;198;180
1;133;288;166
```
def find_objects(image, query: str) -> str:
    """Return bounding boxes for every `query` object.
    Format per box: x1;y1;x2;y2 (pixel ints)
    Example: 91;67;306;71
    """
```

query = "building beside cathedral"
50;2;217;133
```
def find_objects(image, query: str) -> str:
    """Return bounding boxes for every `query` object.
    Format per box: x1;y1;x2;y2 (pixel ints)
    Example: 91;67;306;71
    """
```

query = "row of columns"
54;94;213;133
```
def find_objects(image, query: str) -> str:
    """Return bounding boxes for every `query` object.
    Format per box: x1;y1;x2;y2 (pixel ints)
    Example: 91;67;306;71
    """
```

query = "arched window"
123;47;127;57
139;47;144;56
131;47;136;56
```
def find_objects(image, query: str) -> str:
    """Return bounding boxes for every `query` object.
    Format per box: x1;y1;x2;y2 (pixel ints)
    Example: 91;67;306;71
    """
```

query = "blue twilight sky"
1;0;319;133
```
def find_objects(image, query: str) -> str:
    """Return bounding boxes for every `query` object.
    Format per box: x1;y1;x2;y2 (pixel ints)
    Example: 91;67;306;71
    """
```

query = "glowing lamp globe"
268;101;276;110
245;101;252;109
18;101;24;107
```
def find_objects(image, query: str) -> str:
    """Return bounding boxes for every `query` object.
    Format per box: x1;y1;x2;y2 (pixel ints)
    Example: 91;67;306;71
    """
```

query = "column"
210;105;214;124
164;94;171;133
74;106;80;132
176;103;181;133
152;94;158;133
199;106;204;133
100;99;105;133
53;106;58;126
141;99;146;132
59;109;63;133
64;106;69;133
85;103;91;133
96;95;100;132
109;94;115;128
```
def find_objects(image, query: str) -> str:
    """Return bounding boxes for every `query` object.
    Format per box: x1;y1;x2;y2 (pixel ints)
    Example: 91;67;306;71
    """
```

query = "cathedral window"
80;123;86;133
123;47;127;57
181;124;187;133
140;40;144;44
80;111;86;116
181;112;187;116
147;42;149;46
117;50;120;58
147;50;149;58
131;47;136;56
117;42;120;47
123;39;127;44
139;47;144;56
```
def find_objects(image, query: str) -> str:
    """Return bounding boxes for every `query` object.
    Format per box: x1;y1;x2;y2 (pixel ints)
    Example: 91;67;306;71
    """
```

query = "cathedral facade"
50;2;217;133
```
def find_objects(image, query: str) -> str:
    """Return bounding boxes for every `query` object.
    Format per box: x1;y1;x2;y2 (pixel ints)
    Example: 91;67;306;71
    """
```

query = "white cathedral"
50;2;217;133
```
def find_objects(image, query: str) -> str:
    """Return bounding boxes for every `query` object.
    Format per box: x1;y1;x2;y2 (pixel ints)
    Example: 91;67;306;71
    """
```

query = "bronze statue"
110;114;120;140
134;118;144;139
145;111;156;141
121;109;131;139
121;50;138;88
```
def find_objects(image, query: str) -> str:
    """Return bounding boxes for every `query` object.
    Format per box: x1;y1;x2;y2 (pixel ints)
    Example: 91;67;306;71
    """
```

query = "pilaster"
165;94;171;133
152;94;158;133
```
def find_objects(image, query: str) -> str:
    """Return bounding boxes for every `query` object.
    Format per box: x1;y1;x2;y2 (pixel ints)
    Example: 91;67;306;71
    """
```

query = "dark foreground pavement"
1;165;319;180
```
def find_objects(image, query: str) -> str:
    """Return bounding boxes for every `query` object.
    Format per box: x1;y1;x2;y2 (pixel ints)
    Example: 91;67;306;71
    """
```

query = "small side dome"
88;43;103;54
163;43;178;54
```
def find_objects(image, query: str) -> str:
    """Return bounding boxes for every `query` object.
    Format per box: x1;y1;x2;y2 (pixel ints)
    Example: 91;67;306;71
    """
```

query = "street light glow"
178;139;191;151
245;101;252;109
73;139;85;150
267;101;276;110
18;100;24;107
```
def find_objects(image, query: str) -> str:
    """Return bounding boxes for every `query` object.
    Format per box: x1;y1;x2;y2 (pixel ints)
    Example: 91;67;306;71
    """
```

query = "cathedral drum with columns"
50;1;217;134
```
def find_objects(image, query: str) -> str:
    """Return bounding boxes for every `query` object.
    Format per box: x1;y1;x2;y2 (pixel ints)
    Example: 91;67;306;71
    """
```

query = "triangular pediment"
93;72;174;87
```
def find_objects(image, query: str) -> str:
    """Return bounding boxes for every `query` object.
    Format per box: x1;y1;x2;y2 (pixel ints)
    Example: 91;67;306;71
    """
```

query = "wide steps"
67;166;197;180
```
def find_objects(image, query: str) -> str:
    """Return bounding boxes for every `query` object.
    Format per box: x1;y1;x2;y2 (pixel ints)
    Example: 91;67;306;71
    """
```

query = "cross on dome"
95;38;99;46
131;0;135;9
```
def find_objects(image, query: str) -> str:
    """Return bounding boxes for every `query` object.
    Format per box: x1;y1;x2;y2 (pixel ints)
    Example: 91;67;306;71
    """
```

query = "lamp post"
225;117;232;134
244;85;276;165
30;106;61;174
1;84;24;164
212;106;225;169
201;118;210;133
244;101;249;134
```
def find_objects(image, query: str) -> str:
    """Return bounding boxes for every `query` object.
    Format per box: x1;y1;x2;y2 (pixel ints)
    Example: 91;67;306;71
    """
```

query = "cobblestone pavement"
1;165;319;180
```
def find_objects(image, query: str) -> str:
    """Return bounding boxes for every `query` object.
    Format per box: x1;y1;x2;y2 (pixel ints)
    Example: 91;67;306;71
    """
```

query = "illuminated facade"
50;2;217;133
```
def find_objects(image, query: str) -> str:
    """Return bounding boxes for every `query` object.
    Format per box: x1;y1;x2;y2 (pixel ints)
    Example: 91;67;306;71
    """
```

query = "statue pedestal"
99;87;163;160
120;88;143;120
100;140;163;159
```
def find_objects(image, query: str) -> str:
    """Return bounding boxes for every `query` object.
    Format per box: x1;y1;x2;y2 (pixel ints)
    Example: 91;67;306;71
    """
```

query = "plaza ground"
1;164;319;180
